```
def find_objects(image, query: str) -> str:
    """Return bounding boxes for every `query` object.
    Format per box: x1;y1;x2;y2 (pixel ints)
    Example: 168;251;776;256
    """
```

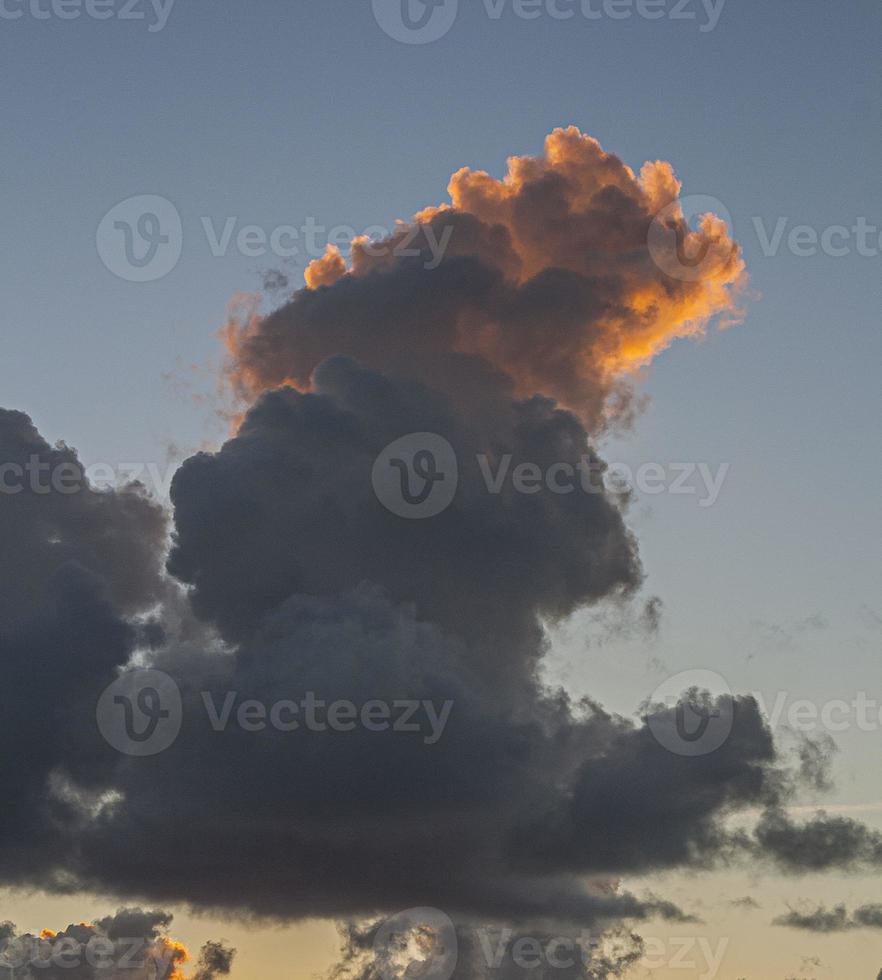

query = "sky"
1;0;881;978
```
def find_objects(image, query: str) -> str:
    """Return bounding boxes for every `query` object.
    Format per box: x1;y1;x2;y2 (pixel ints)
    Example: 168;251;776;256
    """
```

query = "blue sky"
4;0;879;733
3;0;879;468
2;0;881;975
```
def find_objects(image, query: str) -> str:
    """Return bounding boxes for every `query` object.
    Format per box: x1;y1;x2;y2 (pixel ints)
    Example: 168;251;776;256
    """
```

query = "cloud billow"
0;127;878;973
774;903;882;933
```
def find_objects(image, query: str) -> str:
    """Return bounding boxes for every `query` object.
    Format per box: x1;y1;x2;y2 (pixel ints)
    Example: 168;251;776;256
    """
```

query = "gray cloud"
330;918;646;980
0;129;879;956
774;903;882;933
755;808;882;873
0;908;212;980
729;896;761;910
192;941;236;980
0;408;167;624
0;410;168;889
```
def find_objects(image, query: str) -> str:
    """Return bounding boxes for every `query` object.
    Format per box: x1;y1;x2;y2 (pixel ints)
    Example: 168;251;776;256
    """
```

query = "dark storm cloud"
0;410;169;889
0;396;774;921
62;587;710;924
774;903;882;933
754;808;882;872
1;128;880;955
167;356;643;659
506;693;777;874
0;408;167;624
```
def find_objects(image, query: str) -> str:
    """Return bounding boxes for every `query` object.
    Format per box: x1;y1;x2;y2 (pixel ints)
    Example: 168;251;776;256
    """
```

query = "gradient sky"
2;0;881;977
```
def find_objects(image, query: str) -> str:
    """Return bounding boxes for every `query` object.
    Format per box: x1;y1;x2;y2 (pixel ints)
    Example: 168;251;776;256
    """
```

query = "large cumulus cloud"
0;128;878;967
168;355;642;660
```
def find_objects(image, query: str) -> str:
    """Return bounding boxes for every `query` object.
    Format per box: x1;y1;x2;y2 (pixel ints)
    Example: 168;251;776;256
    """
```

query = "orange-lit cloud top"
1;913;237;980
0;917;191;980
224;127;746;428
